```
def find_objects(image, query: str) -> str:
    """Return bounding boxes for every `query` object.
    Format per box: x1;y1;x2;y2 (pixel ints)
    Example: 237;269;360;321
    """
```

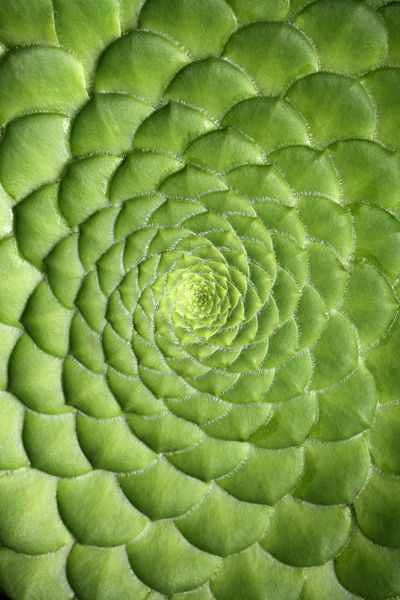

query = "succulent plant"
1;0;400;598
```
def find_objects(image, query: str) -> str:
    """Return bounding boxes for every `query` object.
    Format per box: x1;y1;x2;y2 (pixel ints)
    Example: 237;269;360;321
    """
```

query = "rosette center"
168;263;232;337
186;281;212;310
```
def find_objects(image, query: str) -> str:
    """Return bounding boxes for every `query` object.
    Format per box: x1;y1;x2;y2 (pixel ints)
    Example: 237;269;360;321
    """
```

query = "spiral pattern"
1;0;400;598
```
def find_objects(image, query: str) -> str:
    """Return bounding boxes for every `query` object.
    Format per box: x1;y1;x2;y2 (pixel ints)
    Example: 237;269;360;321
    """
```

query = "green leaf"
127;521;222;594
224;23;318;95
0;47;87;126
139;0;236;58
58;471;148;546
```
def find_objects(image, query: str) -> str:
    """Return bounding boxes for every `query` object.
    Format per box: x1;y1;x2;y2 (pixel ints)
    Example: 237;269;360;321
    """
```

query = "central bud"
164;260;234;340
173;269;226;324
155;250;248;344
187;281;211;310
177;273;217;317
